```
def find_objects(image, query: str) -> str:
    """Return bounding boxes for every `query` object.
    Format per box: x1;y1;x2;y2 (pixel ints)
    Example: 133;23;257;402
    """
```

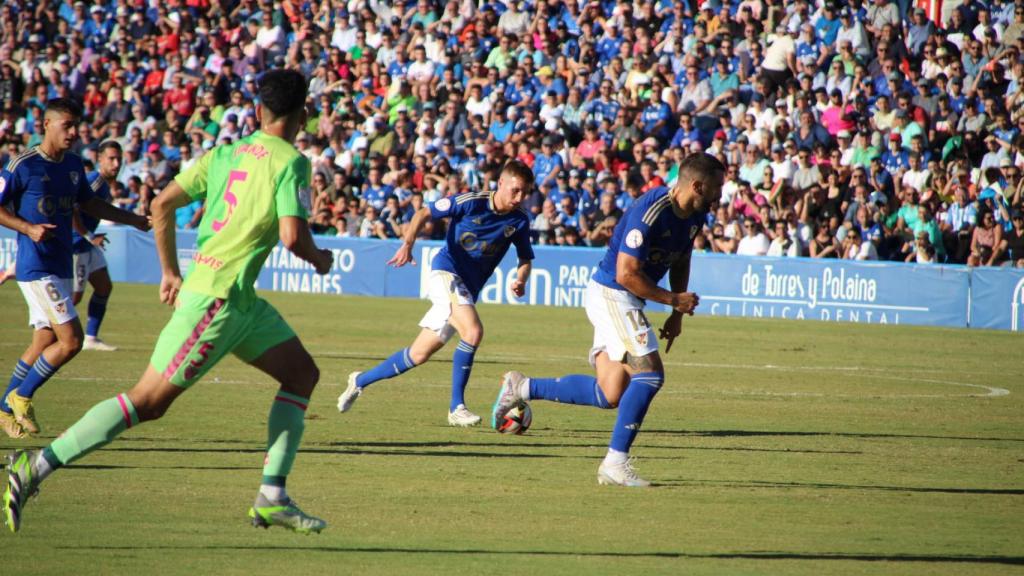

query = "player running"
4;70;335;534
338;160;535;426
71;140;124;351
0;99;150;440
492;153;724;487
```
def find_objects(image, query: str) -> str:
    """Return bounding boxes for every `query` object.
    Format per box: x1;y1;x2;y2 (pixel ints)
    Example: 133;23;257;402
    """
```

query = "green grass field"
0;283;1022;575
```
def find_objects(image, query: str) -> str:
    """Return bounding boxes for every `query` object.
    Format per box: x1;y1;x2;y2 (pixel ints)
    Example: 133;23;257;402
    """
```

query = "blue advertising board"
0;226;1019;332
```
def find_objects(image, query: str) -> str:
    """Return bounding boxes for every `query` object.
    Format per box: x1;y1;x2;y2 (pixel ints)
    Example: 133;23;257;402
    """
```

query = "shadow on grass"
100;445;563;459
656;478;1024;495
55;545;1024;565
565;428;1024;443
108;436;860;456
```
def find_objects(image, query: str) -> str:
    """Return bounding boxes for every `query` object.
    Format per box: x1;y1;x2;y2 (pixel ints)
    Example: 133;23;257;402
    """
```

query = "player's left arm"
660;251;692;353
277;155;332;274
72;207;107;248
79;196;151;232
510;220;535;298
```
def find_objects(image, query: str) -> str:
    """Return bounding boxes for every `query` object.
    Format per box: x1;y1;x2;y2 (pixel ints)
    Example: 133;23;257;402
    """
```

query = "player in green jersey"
4;69;335;534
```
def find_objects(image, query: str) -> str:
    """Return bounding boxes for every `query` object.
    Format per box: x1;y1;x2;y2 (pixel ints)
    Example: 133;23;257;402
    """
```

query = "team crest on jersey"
689;225;698;239
435;197;451;212
504;225;516;238
70;171;79;186
635;332;648;346
54;302;67;315
625;229;644;249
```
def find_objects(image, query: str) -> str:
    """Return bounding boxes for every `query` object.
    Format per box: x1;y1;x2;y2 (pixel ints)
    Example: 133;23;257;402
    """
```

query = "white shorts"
584;280;657;366
17;275;78;330
419;270;474;344
73;246;108;293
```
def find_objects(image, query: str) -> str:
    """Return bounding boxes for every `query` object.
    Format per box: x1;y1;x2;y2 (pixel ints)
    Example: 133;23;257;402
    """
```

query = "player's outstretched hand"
160;273;183;307
26;223;57;243
659;313;683;353
133;214;153;232
511;279;526;298
387;242;415;267
670;292;699;315
313;249;333;275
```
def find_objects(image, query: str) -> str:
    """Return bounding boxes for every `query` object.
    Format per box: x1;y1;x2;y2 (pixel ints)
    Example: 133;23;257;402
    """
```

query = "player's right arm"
0;167;56;242
390;193;463;267
151;180;192;306
613;204;698;314
388;206;432;267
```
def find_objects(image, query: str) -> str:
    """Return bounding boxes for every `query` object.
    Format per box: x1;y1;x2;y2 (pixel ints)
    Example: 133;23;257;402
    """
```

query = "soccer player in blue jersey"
338;160;535;426
0;99;150;439
71;140;123;351
492;153;725;486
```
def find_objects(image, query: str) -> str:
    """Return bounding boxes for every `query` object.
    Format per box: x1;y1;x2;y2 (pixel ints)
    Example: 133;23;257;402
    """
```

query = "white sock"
603;448;628;466
520;378;531;401
259;484;288;502
32;451;54;483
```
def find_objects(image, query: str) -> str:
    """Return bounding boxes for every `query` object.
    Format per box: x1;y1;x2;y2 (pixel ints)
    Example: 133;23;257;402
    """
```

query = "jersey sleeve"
429;195;461;220
275;154;312;219
74;164;95;204
512;217;535;261
0;165;21;207
617;202;654;261
174;148;214;200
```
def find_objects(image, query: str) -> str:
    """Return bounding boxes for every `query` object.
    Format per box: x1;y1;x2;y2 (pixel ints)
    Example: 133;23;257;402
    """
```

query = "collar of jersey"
34;145;63;163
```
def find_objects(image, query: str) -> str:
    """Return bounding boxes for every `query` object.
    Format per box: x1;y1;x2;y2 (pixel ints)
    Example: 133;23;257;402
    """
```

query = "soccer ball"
496;400;533;435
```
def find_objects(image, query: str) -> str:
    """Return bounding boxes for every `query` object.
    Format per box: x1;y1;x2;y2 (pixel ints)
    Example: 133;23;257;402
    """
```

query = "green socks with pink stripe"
48;393;139;466
260;390;308;502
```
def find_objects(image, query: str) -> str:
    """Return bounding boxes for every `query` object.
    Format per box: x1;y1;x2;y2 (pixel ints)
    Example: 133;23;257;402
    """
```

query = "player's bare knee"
460;325;483;346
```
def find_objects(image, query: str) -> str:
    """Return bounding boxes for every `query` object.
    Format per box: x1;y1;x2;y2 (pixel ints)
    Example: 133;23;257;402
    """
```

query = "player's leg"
4;366;185;533
1;328;56;438
492;281;629;428
339;271;456;414
82;250;116;351
5;291;244;532
235;299;325;534
597;349;664;487
10;277;83;434
446;302;483;425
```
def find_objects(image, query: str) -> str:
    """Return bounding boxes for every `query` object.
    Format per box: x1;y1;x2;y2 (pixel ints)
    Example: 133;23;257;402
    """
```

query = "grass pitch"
0;283;1022;575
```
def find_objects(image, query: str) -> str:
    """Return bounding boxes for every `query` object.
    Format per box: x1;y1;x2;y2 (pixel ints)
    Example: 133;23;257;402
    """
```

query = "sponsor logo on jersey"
625;229;644;249
297;186;312;213
70;171;79;186
435;197;451;212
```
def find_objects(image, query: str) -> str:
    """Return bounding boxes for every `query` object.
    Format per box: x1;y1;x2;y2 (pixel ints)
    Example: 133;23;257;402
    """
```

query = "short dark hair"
677;153;726;185
45;97;83;119
97;140;123;154
500;159;534;184
258;69;308;119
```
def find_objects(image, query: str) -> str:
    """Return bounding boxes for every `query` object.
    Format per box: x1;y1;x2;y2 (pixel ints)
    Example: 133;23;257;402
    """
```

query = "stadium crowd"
1;0;1023;266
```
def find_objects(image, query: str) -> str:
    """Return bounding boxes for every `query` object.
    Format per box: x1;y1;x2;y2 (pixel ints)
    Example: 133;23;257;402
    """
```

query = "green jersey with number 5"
174;131;311;309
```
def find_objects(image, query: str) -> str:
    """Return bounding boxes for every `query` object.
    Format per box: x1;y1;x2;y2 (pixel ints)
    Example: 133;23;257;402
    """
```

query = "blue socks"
529;375;611;408
450;340;477;411
356;348;418;388
1;360;31;413
17;356;57;399
86;293;109;338
609;372;663;453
